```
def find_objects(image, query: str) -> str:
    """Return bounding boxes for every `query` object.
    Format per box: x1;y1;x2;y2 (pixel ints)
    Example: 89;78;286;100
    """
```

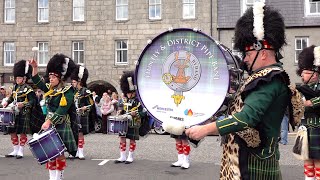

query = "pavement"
0;131;303;180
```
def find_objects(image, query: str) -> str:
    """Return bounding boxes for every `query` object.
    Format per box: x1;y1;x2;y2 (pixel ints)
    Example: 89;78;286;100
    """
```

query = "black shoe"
124;161;133;164
5;154;15;158
67;155;76;159
79;157;85;160
16;155;23;159
114;160;125;164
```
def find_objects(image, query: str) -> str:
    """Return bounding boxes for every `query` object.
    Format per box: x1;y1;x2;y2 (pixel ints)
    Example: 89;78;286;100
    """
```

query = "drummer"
70;65;95;160
114;71;147;164
29;54;78;180
2;60;41;159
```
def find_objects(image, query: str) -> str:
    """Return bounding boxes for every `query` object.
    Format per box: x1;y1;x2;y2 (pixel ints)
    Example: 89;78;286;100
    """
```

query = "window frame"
149;0;162;20
295;37;309;64
115;40;128;65
37;42;49;66
182;0;195;19
241;0;265;15
116;0;128;21
305;0;320;16
38;0;49;23
3;42;15;66
73;0;85;21
72;41;85;65
4;0;15;23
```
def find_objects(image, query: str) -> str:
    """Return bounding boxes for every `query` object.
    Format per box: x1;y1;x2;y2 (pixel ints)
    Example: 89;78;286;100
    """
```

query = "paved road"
0;132;303;180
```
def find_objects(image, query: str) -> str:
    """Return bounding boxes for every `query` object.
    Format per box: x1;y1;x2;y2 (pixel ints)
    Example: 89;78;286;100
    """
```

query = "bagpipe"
134;28;243;146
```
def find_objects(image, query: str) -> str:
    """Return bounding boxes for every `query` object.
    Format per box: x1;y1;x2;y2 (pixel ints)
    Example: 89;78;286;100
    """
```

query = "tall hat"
234;2;286;60
45;53;77;81
13;60;32;79
120;71;136;95
70;65;89;87
296;45;320;75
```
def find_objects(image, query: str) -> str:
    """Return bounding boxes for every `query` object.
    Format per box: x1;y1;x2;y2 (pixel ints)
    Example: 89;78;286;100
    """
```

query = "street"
0;132;303;180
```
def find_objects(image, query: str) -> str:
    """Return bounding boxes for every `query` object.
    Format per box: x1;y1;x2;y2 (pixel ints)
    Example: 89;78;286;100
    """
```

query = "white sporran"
292;125;309;160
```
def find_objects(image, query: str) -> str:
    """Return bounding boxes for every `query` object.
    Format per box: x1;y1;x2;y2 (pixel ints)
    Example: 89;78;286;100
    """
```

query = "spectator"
0;86;6;105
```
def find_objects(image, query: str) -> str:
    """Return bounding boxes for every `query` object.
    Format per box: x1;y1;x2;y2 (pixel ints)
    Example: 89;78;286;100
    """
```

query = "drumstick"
162;119;203;148
32;47;39;61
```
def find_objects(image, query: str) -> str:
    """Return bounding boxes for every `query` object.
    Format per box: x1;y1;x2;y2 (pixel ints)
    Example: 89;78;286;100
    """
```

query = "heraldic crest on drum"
162;50;201;106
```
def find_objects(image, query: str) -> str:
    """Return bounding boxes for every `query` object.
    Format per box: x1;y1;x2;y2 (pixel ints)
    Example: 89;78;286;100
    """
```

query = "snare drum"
0;108;14;127
107;115;128;136
28;128;66;165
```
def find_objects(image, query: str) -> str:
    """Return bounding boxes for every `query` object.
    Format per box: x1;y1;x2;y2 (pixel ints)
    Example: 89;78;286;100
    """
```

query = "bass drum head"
135;28;230;127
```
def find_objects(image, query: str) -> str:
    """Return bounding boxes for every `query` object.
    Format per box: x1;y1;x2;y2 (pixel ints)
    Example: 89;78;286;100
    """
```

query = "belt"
307;117;320;127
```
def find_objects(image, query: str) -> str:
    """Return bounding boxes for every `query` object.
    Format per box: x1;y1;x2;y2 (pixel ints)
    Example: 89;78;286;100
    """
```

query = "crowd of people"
0;2;319;180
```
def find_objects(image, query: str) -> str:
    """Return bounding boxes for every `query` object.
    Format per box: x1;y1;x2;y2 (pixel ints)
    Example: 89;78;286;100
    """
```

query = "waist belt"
307;117;320;127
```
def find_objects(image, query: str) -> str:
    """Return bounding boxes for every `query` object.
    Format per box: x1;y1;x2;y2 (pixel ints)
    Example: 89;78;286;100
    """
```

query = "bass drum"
135;28;242;127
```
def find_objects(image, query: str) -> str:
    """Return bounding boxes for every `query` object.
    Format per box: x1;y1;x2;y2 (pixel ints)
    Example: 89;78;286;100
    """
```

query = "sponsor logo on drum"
170;116;184;121
152;105;174;112
184;109;205;117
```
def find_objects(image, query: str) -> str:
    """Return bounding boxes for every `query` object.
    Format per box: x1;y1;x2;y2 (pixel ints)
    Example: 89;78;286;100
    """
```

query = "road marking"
92;159;116;166
0;155;5;158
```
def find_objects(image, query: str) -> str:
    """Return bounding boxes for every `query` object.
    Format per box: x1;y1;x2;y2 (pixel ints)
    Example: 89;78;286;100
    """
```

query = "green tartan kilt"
121;126;140;140
307;127;320;159
55;122;77;155
8;110;31;135
79;115;90;135
246;153;282;180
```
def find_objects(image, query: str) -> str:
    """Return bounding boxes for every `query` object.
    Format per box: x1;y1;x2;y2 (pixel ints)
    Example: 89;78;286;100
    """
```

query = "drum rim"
38;148;66;165
135;28;231;125
28;129;58;143
0;108;14;113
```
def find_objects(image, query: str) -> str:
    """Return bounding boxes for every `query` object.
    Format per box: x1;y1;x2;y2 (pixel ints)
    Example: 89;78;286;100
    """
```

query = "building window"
73;0;85;21
4;42;15;66
241;0;265;15
183;0;195;19
305;0;320;16
115;40;128;65
73;41;84;64
4;0;15;23
295;37;309;64
38;0;49;22
116;0;128;20
37;42;49;66
149;0;161;20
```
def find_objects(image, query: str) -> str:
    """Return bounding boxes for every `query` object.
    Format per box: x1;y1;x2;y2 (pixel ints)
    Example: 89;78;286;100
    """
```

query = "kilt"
79;115;90;135
303;118;320;159
123;126;140;140
55;121;77;156
8;108;31;134
307;127;320;159
246;153;282;180
170;133;188;140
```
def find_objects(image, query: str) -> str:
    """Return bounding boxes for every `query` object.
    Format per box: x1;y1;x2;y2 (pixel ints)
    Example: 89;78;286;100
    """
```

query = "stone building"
0;0;217;95
217;0;320;84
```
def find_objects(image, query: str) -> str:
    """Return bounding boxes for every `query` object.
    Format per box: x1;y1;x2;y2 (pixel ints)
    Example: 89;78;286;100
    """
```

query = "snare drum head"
29;129;53;143
136;28;230;127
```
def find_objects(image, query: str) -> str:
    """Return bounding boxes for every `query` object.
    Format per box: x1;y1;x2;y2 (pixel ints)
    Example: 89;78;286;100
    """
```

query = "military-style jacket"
7;83;36;110
298;82;320;126
74;87;94;116
32;74;75;125
216;64;290;159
